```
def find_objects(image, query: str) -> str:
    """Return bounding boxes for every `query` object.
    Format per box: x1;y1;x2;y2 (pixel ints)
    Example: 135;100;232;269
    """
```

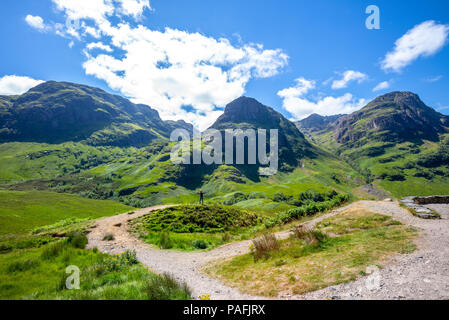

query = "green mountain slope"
302;92;449;197
0;88;362;209
0;81;191;147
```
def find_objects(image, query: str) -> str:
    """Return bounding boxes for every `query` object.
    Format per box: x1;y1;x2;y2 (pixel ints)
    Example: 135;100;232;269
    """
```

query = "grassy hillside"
0;190;133;238
0;233;190;300
302;92;449;198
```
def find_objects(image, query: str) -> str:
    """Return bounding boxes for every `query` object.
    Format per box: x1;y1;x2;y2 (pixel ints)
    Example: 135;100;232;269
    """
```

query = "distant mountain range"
0;81;448;204
0;81;192;147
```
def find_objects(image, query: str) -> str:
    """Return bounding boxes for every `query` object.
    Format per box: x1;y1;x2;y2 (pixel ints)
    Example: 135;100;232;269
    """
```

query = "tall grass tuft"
158;231;173;249
145;273;191;300
67;231;88;249
7;259;40;273
292;224;328;246
251;233;280;261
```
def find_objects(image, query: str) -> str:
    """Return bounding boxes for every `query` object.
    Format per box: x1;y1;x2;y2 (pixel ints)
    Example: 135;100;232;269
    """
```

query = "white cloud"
52;0;151;24
0;75;44;96
278;78;366;120
33;1;287;130
382;21;449;73
278;78;315;100
82;26;288;130
331;70;368;89
52;0;115;25
25;15;50;32
86;42;113;52
373;80;391;92
115;0;152;18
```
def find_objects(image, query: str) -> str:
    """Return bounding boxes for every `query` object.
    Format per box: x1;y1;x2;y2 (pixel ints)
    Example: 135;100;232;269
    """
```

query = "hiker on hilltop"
199;190;204;205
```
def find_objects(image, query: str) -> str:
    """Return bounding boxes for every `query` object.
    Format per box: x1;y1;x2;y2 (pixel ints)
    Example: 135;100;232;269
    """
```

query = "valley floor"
87;201;449;300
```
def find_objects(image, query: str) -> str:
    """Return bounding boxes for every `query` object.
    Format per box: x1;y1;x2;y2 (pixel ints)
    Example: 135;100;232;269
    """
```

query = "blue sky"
0;0;448;129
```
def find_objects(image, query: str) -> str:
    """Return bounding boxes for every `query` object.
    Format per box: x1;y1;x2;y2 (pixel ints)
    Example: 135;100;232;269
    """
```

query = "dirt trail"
87;201;449;300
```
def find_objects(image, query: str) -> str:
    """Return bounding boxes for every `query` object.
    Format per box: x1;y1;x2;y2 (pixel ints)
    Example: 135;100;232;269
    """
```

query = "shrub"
158;231;173;249
103;233;115;241
272;192;292;203
223;192;249;205
41;241;66;260
145;273;191;300
292;225;328;246
192;240;208;250
67;231;88;249
221;232;232;243
264;193;350;228
251;233;280;261
248;192;266;200
122;250;139;265
0;243;13;253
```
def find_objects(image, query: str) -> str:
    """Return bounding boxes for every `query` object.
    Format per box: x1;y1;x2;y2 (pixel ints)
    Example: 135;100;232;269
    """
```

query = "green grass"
130;205;263;251
233;199;296;215
204;206;417;297
0;237;191;300
0;190;133;238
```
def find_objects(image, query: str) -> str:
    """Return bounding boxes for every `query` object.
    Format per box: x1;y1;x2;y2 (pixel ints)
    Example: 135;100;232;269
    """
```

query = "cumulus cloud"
82;26;288;130
331;70;368;89
278;78;366;120
25;15;50;32
115;0;152;18
52;0;151;24
373;80;391;92
32;0;288;130
0;75;44;95
86;42;113;52
382;21;449;73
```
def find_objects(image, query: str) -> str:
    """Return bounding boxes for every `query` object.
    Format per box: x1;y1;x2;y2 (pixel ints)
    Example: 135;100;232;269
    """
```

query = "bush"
67;231;88;249
158;231;173;249
292;225;328;245
94;250;140;274
251;233;280;261
0;243;13;253
41;241;66;260
192;240;208;250
264;194;350;228
272;192;292;203
248;192;266;200
221;232;232;243
103;233;115;241
223;192;249;205
145;273;191;300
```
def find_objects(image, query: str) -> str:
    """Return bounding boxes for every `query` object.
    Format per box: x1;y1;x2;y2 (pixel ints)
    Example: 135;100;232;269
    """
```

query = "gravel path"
298;201;449;300
86;201;449;300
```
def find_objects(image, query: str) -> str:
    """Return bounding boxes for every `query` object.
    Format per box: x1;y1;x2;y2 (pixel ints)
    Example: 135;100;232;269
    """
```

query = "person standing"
199;190;204;205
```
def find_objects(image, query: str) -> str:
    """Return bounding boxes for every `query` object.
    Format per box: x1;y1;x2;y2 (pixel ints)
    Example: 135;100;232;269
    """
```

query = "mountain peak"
368;91;426;110
0;80;188;147
333;91;448;144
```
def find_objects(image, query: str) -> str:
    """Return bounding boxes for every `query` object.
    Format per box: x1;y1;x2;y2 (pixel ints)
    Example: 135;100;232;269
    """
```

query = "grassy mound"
131;205;262;251
134;205;261;234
